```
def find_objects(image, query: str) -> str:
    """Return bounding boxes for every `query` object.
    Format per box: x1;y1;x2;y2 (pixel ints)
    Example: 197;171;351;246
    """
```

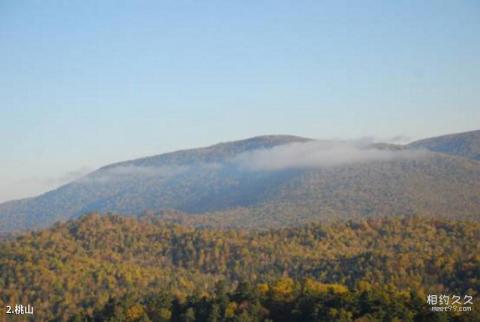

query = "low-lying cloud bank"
73;141;426;184
232;141;425;171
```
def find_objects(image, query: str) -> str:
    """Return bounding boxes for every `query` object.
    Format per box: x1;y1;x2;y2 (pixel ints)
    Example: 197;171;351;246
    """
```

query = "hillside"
0;214;478;321
1;133;480;233
408;130;480;161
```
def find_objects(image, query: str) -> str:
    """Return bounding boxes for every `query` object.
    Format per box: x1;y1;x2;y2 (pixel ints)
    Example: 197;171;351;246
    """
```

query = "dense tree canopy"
1;214;478;321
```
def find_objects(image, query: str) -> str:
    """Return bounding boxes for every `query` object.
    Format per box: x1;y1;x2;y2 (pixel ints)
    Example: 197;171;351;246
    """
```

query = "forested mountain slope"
1;134;480;233
408;129;480;161
1;214;478;321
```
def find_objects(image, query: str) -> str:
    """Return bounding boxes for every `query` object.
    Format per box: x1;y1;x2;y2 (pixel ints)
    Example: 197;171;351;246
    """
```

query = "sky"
0;0;479;202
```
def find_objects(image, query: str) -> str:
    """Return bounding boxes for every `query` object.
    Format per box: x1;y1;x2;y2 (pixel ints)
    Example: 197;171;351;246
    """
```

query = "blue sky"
1;0;479;202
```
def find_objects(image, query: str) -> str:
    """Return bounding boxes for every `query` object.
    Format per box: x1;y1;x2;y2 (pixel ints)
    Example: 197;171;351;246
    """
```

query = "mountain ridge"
1;131;480;233
408;129;480;161
100;135;311;170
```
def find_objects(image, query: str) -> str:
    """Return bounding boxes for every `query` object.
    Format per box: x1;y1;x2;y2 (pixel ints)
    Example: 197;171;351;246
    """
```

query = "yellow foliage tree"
304;278;348;295
225;302;238;318
272;277;296;301
257;283;269;296
126;304;145;322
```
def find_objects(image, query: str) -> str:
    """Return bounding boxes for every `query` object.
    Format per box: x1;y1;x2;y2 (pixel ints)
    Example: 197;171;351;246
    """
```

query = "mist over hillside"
1;131;480;233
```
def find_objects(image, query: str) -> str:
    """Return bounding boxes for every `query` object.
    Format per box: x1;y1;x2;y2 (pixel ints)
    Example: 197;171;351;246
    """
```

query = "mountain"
1;133;480;233
408;129;480;161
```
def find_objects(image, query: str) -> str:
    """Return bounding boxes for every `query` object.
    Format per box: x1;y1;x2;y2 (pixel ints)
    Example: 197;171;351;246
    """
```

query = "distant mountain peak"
212;134;311;146
1;131;480;233
102;134;311;170
408;129;480;161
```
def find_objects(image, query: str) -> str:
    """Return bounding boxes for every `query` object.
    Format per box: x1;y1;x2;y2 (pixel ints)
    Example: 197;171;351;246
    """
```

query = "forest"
0;213;478;321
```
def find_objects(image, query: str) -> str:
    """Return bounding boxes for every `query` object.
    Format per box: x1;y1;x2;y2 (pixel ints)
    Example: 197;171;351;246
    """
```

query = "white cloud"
232;141;425;171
